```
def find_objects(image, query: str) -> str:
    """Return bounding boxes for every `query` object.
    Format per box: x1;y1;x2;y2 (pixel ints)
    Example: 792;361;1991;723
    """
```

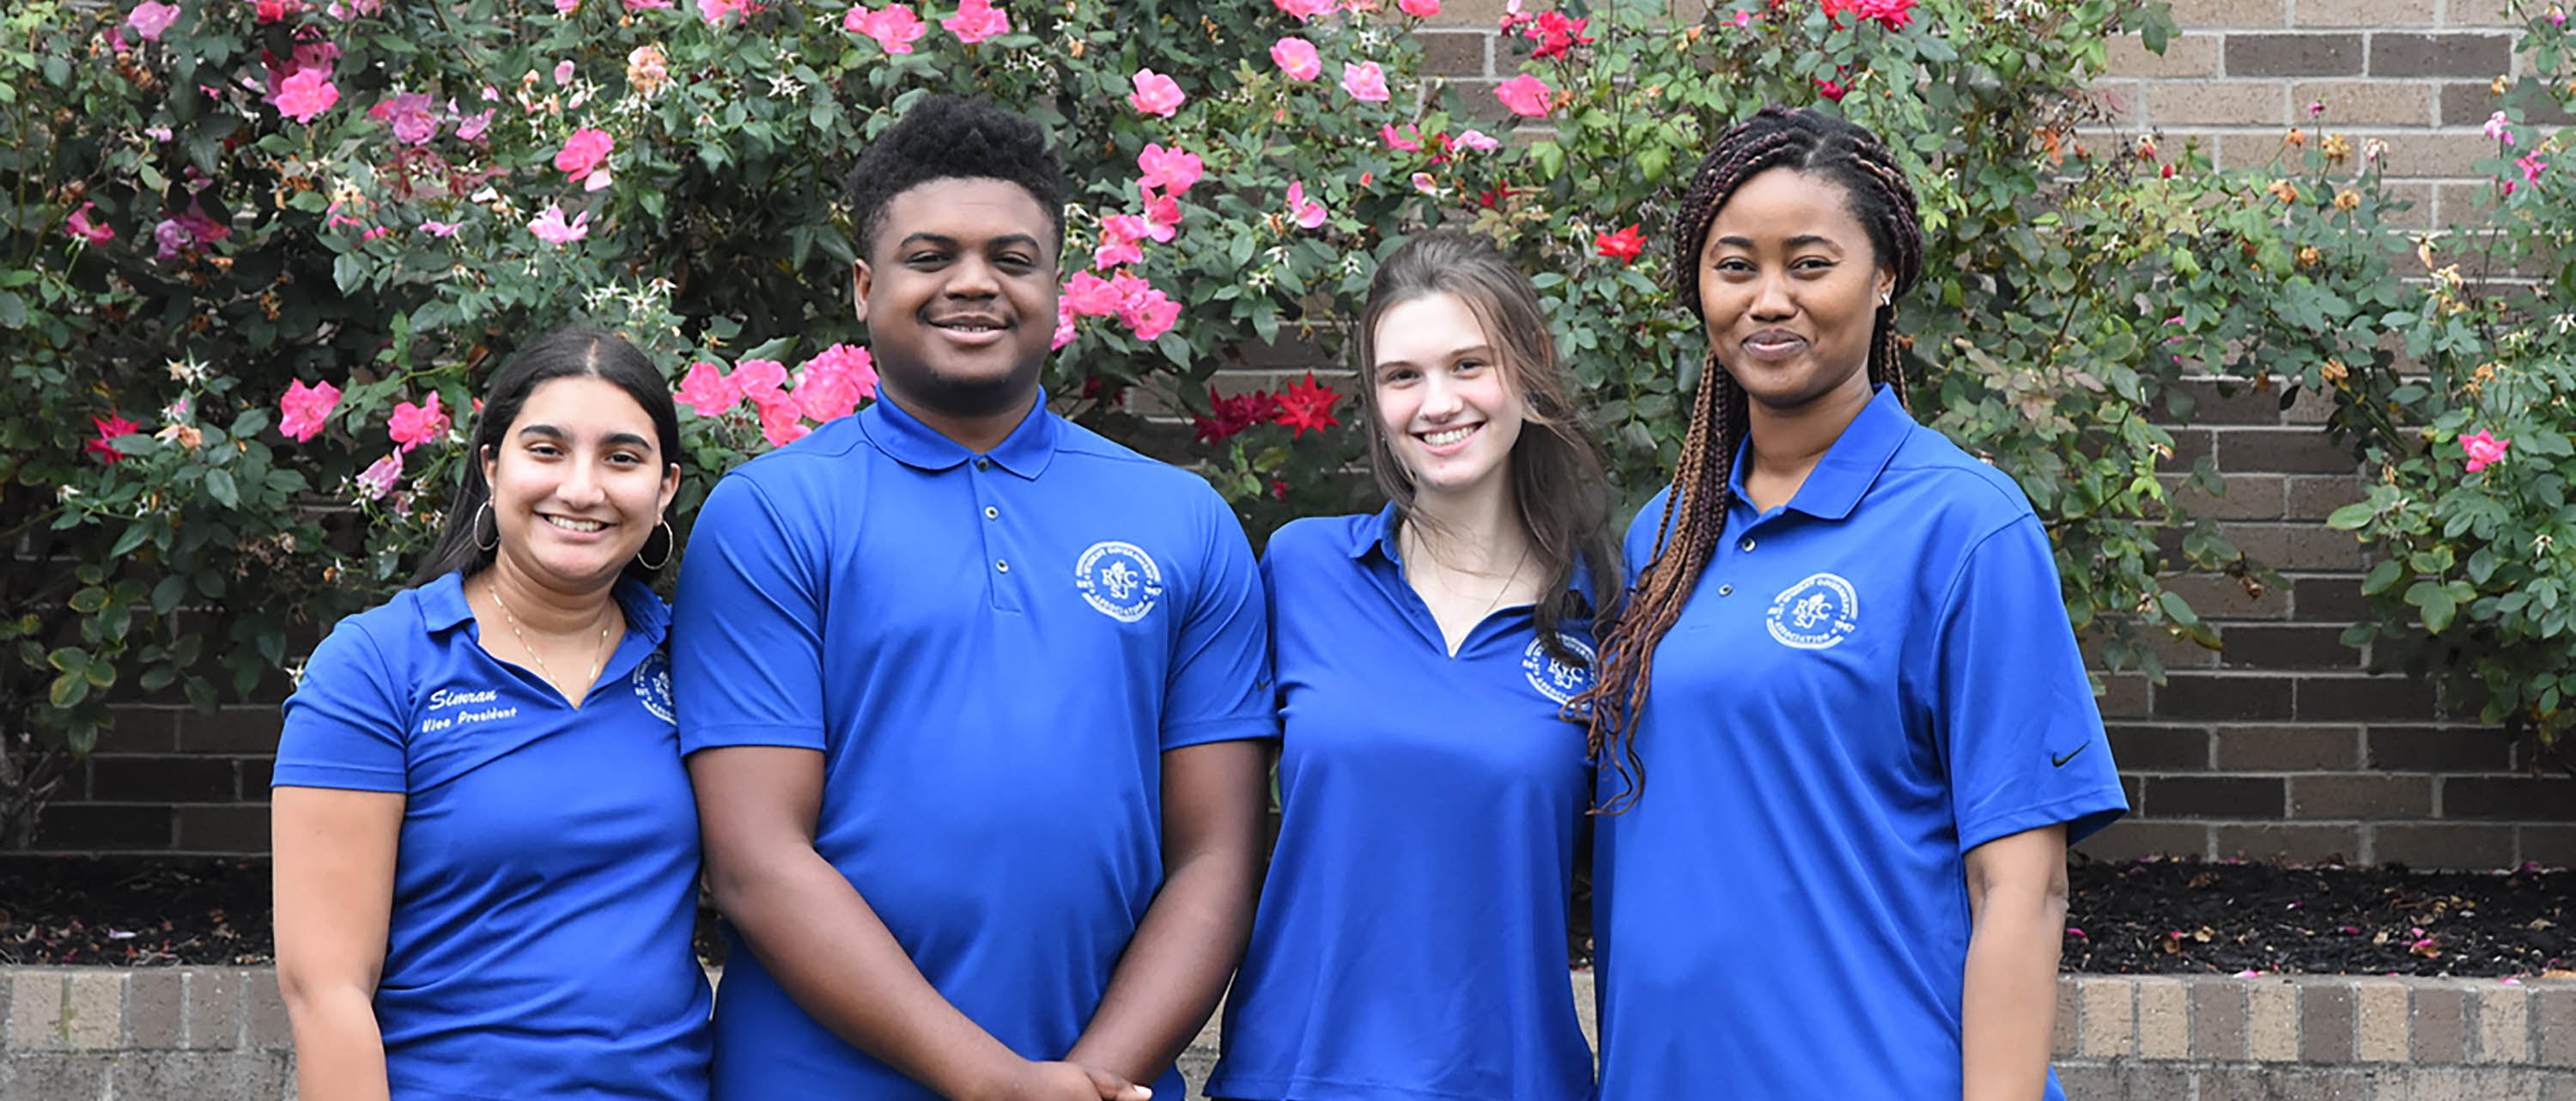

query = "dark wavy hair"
841;94;1066;258
1574;106;1927;812
410;329;683;587
1352;230;1622;670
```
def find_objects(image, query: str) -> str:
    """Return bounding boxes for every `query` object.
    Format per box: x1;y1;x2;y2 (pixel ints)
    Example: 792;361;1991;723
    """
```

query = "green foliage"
18;0;2496;838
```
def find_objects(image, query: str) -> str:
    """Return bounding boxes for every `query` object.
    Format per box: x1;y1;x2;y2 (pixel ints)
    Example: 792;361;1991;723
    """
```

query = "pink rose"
674;361;740;417
1449;128;1499;152
1286;180;1326;229
940;0;1007;43
387;392;450;452
1128;69;1185;117
1270;37;1321;81
417;219;461;237
1141;194;1181;241
1273;0;1334;19
65;203;115;245
555;128;615;183
1410;171;1437;193
1399;0;1438;14
1493;73;1551;117
1052;297;1079;350
1382;123;1422;152
697;0;753;24
125;2;181;40
2461;430;2510;472
848;3;927;52
1137;143;1204;195
355;452;403;501
371;92;439;145
1094;215;1147;270
794;344;879;422
275;69;340;123
1064;271;1123;316
527;205;592;245
278;379;343;441
1340;60;1389;102
1115;280;1182;341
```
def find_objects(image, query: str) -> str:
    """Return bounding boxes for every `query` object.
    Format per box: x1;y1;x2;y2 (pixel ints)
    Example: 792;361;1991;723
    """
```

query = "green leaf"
2155;590;2201;627
0;291;26;330
738;336;799;364
46;647;88;674
2405;581;2458;633
2324;501;2376;531
2361;558;2403;595
206;468;240;509
51;671;88;709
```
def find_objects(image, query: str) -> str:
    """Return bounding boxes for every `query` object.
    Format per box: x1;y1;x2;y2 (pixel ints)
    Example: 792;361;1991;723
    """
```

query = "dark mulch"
0;855;725;968
2;854;2567;976
2064;857;2572;977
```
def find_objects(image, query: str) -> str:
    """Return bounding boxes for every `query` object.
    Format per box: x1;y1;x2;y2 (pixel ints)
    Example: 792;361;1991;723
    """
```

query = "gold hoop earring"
473;501;498;553
635;519;675;571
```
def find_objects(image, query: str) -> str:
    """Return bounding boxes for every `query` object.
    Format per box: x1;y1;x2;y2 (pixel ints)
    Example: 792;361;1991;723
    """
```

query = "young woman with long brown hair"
1575;107;2128;1101
1208;230;1618;1101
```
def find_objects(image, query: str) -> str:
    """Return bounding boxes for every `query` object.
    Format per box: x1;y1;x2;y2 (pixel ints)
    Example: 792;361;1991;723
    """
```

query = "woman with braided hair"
1575;106;2127;1101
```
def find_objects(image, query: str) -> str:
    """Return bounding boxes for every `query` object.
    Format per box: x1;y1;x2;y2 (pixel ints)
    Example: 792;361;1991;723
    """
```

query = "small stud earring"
1878;291;1893;307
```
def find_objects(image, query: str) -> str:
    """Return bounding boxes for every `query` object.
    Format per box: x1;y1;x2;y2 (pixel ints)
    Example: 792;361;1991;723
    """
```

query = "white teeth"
1422;425;1476;447
544;516;605;532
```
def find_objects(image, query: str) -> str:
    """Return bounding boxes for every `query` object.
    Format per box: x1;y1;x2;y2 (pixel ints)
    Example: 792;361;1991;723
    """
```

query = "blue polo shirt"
670;396;1273;1101
272;571;712;1101
1209;507;1595;1101
1592;385;2126;1101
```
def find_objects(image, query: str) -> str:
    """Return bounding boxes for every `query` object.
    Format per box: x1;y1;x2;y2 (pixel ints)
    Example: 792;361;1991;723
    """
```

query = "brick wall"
23;0;2573;863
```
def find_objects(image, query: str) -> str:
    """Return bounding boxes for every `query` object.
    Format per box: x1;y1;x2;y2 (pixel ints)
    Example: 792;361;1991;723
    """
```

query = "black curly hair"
842;94;1067;259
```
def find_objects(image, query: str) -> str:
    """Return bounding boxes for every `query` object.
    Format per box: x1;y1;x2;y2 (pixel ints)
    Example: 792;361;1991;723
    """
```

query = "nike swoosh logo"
2051;743;2091;769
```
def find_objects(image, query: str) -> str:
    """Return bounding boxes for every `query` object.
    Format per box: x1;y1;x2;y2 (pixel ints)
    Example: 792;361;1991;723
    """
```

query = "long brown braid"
1577;106;1928;814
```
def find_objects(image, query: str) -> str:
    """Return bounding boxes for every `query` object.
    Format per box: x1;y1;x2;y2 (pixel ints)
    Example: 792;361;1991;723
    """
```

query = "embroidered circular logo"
1074;541;1164;623
634;651;675;723
1522;633;1597;707
1766;573;1860;650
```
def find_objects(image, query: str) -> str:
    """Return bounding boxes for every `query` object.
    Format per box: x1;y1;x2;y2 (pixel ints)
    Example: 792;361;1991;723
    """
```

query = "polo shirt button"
1718;583;1733;596
975;458;992;471
984;507;999;520
1740;537;1756;552
995;559;1010;573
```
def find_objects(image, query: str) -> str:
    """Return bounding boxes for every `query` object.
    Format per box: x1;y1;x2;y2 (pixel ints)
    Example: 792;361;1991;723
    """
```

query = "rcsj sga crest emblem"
1766;572;1859;650
1074;540;1164;623
1522;633;1596;707
634;651;676;723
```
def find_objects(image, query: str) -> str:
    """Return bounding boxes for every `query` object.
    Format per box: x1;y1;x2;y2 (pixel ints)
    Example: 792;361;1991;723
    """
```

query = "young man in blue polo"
671;95;1274;1101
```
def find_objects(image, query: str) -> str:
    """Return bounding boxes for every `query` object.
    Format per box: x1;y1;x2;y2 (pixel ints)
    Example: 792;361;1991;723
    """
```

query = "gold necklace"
1403;523;1533;620
485;579;616;696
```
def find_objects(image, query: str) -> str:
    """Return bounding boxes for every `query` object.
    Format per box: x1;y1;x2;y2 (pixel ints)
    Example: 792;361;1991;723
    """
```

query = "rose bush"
14;0;2510;838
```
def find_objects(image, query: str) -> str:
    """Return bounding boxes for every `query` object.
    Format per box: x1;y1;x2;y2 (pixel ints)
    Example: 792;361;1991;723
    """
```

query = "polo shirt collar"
1348;502;1404;563
418;569;671;646
1727;383;1911;522
861;394;1060;478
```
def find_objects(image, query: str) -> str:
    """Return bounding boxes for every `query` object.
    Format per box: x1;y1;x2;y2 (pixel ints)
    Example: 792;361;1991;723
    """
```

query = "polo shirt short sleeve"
1208;508;1595;1101
1592;385;2127;1101
671;397;1274;1101
272;573;713;1101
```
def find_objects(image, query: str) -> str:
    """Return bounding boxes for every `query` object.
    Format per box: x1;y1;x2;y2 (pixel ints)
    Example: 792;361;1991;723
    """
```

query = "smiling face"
1370;291;1528;502
1697;167;1895;414
480;375;679;593
852;176;1060;423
